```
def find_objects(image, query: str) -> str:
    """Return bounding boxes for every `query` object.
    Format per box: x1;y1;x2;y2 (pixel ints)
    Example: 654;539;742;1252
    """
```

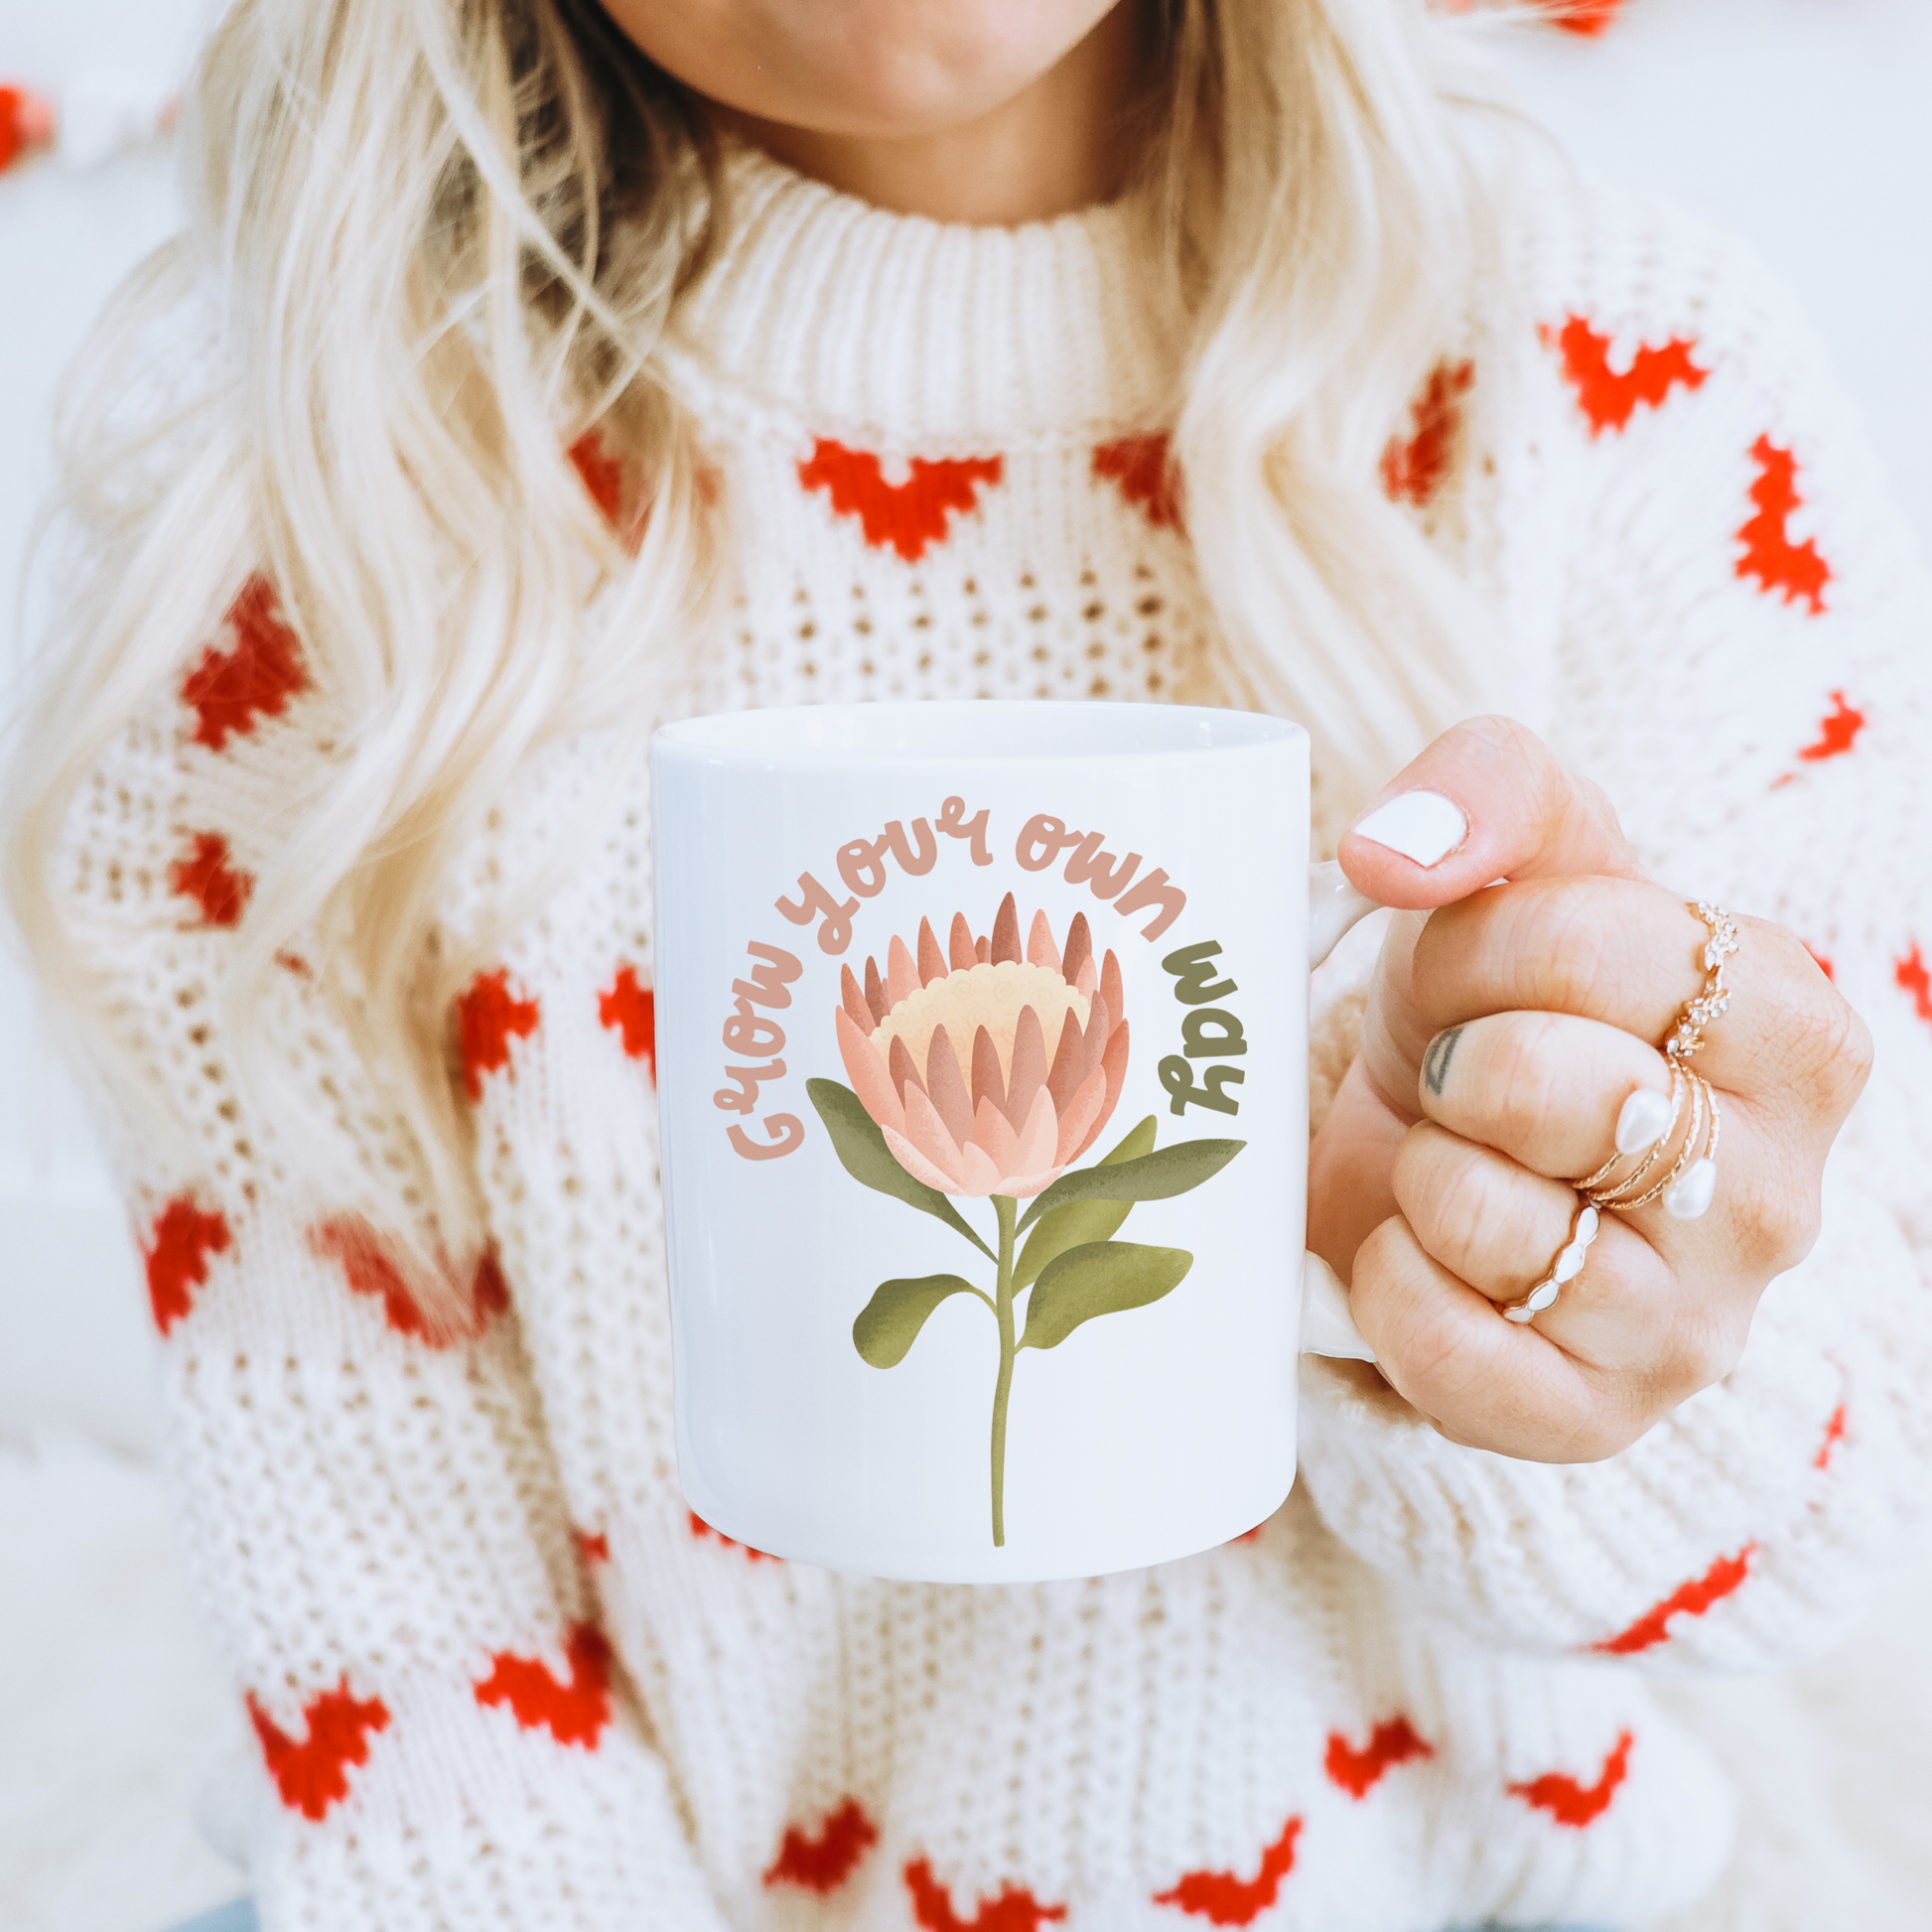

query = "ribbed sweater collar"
663;142;1173;449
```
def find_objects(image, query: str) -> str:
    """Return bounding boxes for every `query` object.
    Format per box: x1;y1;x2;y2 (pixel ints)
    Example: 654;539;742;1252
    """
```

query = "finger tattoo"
1423;1027;1463;1097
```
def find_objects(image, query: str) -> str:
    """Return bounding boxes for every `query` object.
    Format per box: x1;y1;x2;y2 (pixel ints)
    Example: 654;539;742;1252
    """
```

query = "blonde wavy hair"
6;0;1517;1312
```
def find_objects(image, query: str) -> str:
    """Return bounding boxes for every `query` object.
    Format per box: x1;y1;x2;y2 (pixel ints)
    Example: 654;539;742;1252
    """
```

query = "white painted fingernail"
1665;1158;1719;1221
1350;790;1467;868
1615;1086;1675;1156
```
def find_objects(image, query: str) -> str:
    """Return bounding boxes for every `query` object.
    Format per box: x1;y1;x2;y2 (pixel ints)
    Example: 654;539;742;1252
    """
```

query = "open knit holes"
723;553;1188;709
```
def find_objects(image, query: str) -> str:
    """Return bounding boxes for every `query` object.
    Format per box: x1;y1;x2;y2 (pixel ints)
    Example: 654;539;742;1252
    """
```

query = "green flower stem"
990;1193;1018;1549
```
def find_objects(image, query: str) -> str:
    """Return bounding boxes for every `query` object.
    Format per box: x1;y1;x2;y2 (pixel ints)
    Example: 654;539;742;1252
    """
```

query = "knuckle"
1395;1132;1537;1288
1487;1012;1574;1150
1668;1318;1746;1398
1756;925;1874;1117
1633;1307;1751;1415
1816;992;1874;1116
1726;1155;1822;1274
1523;880;1612;1014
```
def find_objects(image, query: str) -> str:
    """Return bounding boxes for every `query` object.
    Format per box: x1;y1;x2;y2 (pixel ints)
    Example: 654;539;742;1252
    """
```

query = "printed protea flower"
836;893;1129;1198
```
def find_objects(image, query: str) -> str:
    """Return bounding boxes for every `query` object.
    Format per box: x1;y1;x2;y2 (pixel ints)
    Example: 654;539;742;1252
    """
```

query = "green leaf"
806;1079;996;1261
1013;1115;1158;1291
1014;1136;1246;1234
1018;1242;1193;1351
853;1274;991;1368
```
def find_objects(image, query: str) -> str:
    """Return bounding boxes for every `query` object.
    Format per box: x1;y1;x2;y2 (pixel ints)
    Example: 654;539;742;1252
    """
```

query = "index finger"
1337;715;1649;912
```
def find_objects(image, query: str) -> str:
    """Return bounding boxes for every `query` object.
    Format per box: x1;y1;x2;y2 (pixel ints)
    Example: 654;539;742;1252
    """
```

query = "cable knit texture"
55;144;1932;1931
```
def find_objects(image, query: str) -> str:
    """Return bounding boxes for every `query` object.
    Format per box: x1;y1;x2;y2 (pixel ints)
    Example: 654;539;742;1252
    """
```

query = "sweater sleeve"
55;612;734;1931
1296;174;1932;1670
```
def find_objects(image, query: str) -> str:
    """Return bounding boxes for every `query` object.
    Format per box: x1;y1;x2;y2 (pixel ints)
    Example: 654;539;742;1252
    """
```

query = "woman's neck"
708;3;1150;226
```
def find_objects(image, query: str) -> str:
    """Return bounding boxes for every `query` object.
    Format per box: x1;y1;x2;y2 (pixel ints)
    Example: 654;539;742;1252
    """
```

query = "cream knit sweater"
60;146;1932;1932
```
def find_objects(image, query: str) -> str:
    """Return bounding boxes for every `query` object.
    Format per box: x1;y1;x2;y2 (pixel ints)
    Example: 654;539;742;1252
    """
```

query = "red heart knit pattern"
1737;435;1831;614
182;575;308;752
1324;1716;1435;1799
1590;1546;1756;1656
1796;690;1865;763
1092;434;1183;532
143;1195;232;1334
457;968;540;1103
687;1509;778;1562
1381;360;1475;507
1542;0;1623;33
1152;1816;1302;1925
0;88;41;174
1548;316;1707;436
574;1528;611;1564
1816;1403;1850;1471
1895;943;1932;1026
762;1796;881;1893
247;1680;391;1822
797;440;1004;562
1807;947;1836;982
1508;1730;1634;1827
904;1857;1067;1932
474;1623;614;1748
599;963;656;1082
309;1220;508;1345
169;831;253;929
568;432;623;527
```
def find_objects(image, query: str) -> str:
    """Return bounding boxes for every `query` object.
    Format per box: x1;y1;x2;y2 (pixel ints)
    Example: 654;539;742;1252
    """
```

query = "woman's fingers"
1390;1120;1723;1372
1422;884;1862;1113
1367;875;1868;1146
1351;1198;1750;1463
1415;1009;1665;1182
1337;714;1648;913
1411;1008;1824;1284
1393;1120;1596;1303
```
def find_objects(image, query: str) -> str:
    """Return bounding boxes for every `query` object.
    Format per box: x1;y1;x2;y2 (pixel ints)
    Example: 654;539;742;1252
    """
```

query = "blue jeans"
169;1910;1613;1932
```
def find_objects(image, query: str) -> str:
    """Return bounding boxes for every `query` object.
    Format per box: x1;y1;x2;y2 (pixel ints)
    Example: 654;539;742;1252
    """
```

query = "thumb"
1336;716;1646;910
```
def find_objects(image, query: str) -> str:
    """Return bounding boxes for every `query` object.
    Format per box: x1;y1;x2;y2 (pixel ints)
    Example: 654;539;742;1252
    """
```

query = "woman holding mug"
7;0;1928;1927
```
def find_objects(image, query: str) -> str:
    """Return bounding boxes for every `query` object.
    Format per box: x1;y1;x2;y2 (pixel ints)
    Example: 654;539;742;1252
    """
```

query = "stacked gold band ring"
1503;902;1738;1327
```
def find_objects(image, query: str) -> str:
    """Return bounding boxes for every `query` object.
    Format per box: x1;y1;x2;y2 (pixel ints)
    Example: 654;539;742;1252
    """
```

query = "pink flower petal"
1027;910;1060;974
1055;1065;1107;1166
884;1123;965;1194
1003;1162;1071;1199
1073;1020;1131;1162
949;913;977;972
887;935;919;1011
1062;913;1093;990
972;1094;1021;1177
864;956;889;1026
1100;951;1124;1032
971;1025;1006;1119
837;1006;903;1136
957;1140;1005;1195
991;894;1022;964
902;1083;968;1184
841;965;873;1034
1014;1083;1058;1177
1080;992;1111;1084
1005;1006;1047;1129
924;1025;974;1146
1075;955;1098;1001
917;917;947;987
888;1034;927;1104
1045;1003;1086;1116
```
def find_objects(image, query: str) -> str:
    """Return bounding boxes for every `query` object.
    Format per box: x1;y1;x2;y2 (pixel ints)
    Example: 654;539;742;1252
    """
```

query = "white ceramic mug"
652;701;1377;1584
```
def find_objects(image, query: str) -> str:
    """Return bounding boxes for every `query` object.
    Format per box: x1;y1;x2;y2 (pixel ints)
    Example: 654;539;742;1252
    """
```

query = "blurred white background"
2;1;1929;1928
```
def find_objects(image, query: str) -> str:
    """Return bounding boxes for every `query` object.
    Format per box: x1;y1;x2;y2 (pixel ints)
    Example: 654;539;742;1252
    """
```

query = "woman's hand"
1308;717;1871;1463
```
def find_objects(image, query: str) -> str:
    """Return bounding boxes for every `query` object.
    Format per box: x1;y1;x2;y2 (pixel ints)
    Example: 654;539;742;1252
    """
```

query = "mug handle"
1300;862;1381;1364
